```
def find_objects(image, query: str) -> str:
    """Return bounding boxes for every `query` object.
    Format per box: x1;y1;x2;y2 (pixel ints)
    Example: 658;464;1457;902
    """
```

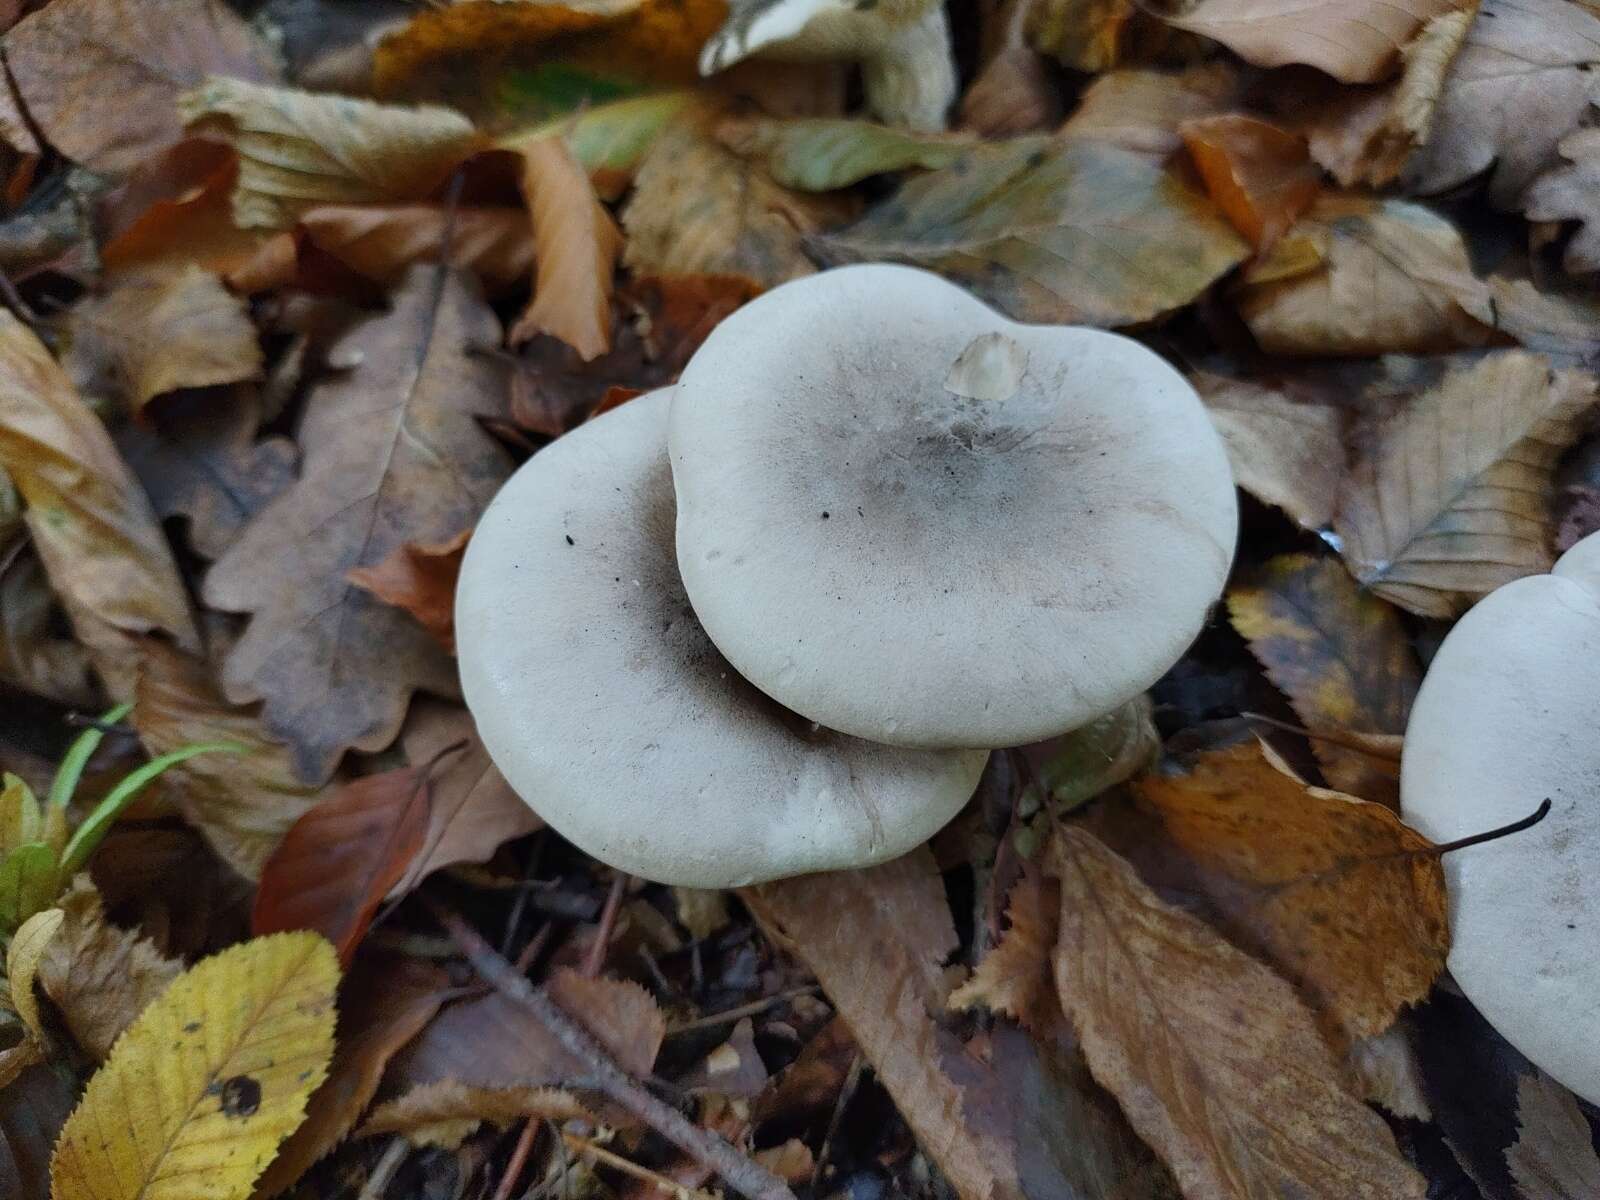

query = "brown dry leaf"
131;640;324;882
1164;0;1458;83
1334;351;1597;618
5;0;278;176
347;529;470;654
61;266;263;415
300;204;534;292
0;550;99;707
1347;1025;1431;1120
680;1018;769;1097
1235;194;1497;355
1026;0;1179;71
622;118;840;288
1227;554;1420;804
949;874;1060;1033
812;136;1248;327
1402;0;1600;208
362;1082;587;1149
1179;115;1321;250
507;135;622;358
0;1062;76;1199
754;1139;815;1184
960;0;1062;138
1524;129;1600;275
1050;824;1427;1198
257;956;454;1197
0;310;199;694
203;267;513;783
36;877;183;1061
391;699;540;896
1130;742;1447;1040
179;77;484;230
717;118;972;192
1192;371;1344;530
1061;63;1243;160
1506;1071;1600;1200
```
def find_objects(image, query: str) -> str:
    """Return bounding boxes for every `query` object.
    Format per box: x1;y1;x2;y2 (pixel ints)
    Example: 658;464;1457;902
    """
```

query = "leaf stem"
1430;798;1552;857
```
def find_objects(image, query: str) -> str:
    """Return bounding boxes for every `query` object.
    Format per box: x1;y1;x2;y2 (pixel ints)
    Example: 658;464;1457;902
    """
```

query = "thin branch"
562;1132;721;1200
492;1119;541;1200
581;871;629;978
666;986;822;1036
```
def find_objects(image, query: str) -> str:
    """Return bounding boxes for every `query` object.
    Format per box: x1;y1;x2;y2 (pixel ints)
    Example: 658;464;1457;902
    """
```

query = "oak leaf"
1524;128;1600;275
347;529;470;653
1179;114;1320;250
1060;63;1242;160
5;0;277;175
1334;351;1597;617
1228;554;1420;804
948;874;1059;1032
1049;824;1427;1199
202;267;514;782
718;117;972;191
811;137;1248;327
361;1082;587;1149
1506;1071;1600;1200
49;932;338;1200
299;204;534;292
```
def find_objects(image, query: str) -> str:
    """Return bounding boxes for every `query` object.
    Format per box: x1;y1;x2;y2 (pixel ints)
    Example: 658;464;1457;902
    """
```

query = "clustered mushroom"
456;264;1241;887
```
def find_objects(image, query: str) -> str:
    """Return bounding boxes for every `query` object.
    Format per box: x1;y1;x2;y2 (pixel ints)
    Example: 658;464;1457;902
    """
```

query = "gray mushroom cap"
1401;531;1600;1103
455;387;987;888
669;264;1239;750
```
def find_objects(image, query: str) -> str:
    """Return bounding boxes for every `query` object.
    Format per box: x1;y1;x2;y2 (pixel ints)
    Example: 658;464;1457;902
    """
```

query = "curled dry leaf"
1061;63;1243;160
362;1082;587;1149
1506;1070;1600;1200
347;529;470;654
1335;351;1598;618
300;204;534;292
61;265;263;414
1524;129;1600;276
1179;114;1321;250
1049;825;1427;1199
718;117;972;192
811;137;1249;327
49;932;339;1200
0;310;200;695
1192;371;1344;530
178;77;483;230
1227;554;1420;804
1130;742;1447;1041
948;873;1060;1033
203;267;514;783
5;0;277;175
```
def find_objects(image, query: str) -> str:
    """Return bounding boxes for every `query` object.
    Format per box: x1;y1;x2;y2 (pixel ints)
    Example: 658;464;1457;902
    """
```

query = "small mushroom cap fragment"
669;264;1238;750
1401;531;1600;1103
455;388;987;888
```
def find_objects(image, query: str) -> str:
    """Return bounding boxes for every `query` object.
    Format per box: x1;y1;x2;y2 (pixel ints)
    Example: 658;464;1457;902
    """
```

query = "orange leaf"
347;528;471;653
948;874;1060;1032
101;140;271;276
300;204;534;293
1180;114;1321;250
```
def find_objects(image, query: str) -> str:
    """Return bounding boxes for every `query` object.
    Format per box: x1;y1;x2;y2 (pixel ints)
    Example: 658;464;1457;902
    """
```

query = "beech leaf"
6;907;62;1042
347;529;471;653
1060;63;1243;160
948;874;1060;1033
299;204;534;293
360;1083;587;1149
1506;1071;1600;1200
718;117;973;191
1178;114;1321;250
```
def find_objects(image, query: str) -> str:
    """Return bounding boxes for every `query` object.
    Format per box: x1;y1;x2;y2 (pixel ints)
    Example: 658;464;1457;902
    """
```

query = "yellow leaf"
178;77;483;230
7;907;63;1041
50;931;339;1200
0;773;41;855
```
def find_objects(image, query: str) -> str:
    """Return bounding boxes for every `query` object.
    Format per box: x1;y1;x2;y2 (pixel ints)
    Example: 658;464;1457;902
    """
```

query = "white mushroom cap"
1401;531;1600;1103
455;387;987;888
668;264;1238;750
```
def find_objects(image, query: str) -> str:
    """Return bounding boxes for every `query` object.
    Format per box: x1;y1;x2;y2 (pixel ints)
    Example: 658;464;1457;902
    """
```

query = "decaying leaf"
5;0;278;175
1131;742;1447;1040
1506;1070;1600;1200
718;117;972;191
347;529;470;654
949;874;1060;1032
299;204;535;292
361;1082;587;1149
179;77;483;230
1334;351;1597;617
1179;114;1321;250
1193;371;1344;530
1050;824;1427;1199
1228;554;1420;803
1061;63;1243;160
50;932;339;1200
1524;128;1600;276
61;266;263;414
812;137;1249;327
203;267;514;782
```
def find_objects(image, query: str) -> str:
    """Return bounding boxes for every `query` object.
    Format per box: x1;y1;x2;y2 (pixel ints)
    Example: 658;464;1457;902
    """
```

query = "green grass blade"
47;701;134;810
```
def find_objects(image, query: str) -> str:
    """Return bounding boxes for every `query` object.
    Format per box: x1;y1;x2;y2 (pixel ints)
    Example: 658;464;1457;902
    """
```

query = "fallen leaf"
347;529;470;653
556;92;697;199
300;204;534;292
1019;695;1161;815
0;549;100;707
754;1139;814;1183
256;956;455;1197
622;118;842;288
1179;114;1321;249
36;876;183;1060
61;266;262;414
718;117;972;191
5;0;278;175
1347;1024;1431;1120
362;1082;587;1149
1026;0;1171;71
100;141;273;277
1487;273;1600;366
0;310;200;695
949;874;1060;1032
680;1018;770;1097
506;135;622;358
1235;194;1497;355
1335;351;1597;617
1164;0;1458;83
0;1063;75;1200
811;136;1249;327
1061;62;1243;160
1049;824;1428;1198
252;763;433;964
960;0;1062;138
50;931;338;1200
1402;0;1600;208
1506;1070;1600;1200
178;77;484;230
203;267;514;783
131;640;324;882
1228;554;1420;803
7;908;62;1041
1524;128;1600;275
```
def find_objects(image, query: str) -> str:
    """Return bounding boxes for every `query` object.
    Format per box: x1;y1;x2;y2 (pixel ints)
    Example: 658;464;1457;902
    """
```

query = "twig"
358;1137;409;1200
513;921;553;975
666;986;822;1035
561;1132;721;1200
492;1119;541;1200
582;871;629;978
427;899;797;1200
810;1053;864;1191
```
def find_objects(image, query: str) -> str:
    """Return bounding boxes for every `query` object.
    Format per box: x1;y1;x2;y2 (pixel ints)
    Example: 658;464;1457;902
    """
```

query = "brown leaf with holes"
347;529;470;653
5;0;277;176
300;204;534;292
1050;824;1428;1199
949;875;1059;1033
1335;351;1597;617
203;267;513;783
1228;554;1420;804
361;1082;587;1149
36;877;183;1061
1506;1071;1600;1200
1061;63;1243;160
1179;115;1320;250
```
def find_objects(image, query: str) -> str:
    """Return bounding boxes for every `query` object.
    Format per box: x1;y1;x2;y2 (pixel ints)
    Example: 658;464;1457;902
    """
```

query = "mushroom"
698;0;956;131
455;387;987;888
669;264;1239;751
1400;530;1600;1103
